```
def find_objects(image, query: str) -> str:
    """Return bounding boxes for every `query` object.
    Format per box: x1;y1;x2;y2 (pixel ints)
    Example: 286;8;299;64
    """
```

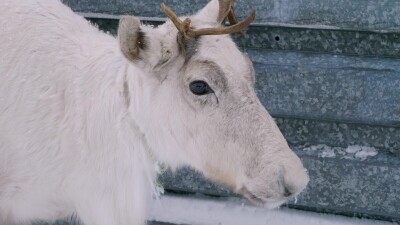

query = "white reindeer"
0;0;309;224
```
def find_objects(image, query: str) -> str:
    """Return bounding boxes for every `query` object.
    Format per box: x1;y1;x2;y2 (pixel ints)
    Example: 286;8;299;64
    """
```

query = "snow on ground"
303;145;378;161
149;194;395;225
346;146;378;160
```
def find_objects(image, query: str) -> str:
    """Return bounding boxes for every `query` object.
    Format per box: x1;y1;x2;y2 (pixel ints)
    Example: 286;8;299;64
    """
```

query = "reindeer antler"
160;2;255;38
217;0;234;23
218;0;245;35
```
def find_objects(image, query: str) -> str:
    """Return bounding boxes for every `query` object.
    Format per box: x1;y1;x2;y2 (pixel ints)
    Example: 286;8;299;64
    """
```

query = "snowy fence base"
148;194;395;225
34;194;396;225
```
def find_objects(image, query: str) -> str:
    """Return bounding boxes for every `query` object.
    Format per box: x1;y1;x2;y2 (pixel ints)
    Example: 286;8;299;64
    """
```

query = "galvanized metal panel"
235;26;400;58
86;16;400;57
62;0;400;32
276;118;400;154
249;50;400;126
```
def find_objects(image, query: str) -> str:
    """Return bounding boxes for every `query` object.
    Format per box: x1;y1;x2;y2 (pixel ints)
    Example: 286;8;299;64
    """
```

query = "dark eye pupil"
190;81;209;95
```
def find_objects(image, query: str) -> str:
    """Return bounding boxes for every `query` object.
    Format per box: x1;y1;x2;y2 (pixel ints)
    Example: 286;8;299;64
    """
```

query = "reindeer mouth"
239;186;288;208
239;186;266;206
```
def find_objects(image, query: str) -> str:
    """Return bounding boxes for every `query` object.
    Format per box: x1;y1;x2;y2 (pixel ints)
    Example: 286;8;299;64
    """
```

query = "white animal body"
0;0;309;225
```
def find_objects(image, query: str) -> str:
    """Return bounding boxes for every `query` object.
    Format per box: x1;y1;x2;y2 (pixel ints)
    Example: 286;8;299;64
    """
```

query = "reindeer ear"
194;0;220;23
194;0;233;23
118;16;147;61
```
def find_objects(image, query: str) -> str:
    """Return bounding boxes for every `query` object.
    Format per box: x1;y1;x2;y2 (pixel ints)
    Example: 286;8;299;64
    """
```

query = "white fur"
0;0;309;224
0;1;154;224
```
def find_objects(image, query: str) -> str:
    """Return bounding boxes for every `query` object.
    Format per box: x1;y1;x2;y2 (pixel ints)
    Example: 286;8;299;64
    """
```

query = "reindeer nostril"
283;186;294;197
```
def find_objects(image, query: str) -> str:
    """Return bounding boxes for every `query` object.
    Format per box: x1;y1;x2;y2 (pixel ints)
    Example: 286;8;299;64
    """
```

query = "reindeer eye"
190;81;211;95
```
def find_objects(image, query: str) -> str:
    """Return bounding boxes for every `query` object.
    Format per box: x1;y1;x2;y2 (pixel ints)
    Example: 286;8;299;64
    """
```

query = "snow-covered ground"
149;195;395;225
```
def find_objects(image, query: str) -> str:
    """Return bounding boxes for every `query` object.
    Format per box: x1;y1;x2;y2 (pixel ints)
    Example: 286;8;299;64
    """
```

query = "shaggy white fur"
0;0;308;224
0;1;155;224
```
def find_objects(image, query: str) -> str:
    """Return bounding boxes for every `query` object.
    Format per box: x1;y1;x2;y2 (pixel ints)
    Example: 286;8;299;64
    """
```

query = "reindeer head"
118;0;308;208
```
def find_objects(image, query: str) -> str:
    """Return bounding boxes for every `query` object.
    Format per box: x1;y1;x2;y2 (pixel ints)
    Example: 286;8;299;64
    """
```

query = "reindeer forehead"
197;36;248;73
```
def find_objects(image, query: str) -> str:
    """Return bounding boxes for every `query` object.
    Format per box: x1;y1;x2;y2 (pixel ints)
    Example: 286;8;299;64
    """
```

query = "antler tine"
161;3;192;37
226;7;245;36
217;0;235;23
218;0;246;35
227;7;238;25
191;10;255;37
